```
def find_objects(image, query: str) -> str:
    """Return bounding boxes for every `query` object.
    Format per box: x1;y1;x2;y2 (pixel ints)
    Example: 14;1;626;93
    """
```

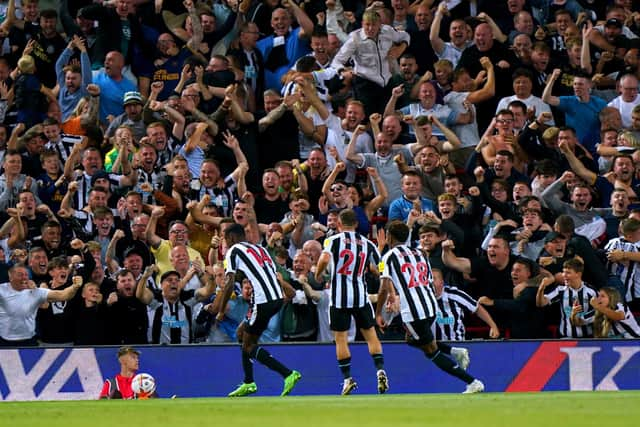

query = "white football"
131;373;156;395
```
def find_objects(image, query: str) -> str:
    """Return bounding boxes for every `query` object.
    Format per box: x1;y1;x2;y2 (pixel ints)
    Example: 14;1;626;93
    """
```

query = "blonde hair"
618;131;640;148
593;287;622;338
17;55;35;74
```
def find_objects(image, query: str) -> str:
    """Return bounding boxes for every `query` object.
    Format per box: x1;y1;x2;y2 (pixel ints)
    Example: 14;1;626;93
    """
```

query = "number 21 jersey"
323;231;381;309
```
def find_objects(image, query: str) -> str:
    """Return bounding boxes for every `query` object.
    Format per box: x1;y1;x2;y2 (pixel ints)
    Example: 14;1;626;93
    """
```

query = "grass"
1;392;638;427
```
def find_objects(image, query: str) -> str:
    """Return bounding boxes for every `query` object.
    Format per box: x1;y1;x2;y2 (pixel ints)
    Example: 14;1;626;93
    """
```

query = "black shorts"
330;302;375;332
404;317;435;347
244;299;283;336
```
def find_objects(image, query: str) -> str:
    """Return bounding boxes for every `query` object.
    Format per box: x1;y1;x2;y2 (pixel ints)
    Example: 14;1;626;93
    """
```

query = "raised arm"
441;239;471;274
541;68;561;107
383;84;402;117
346;125;366;166
432;116;461;152
558;140;597;185
47;276;83;302
287;0;314;38
465;57;495;104
145;206;165;249
365;167;387;219
321;161;345;203
429;2;446;54
536;276;554;307
136;265;156;305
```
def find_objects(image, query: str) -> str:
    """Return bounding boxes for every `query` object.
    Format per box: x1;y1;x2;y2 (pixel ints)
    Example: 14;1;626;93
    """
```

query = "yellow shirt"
151;239;205;282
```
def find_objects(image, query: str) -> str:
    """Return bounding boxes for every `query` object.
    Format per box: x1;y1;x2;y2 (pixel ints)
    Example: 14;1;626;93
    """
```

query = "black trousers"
353;75;390;118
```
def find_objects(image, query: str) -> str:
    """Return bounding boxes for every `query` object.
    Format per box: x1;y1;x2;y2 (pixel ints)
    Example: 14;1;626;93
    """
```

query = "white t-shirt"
0;283;49;340
608;94;640;129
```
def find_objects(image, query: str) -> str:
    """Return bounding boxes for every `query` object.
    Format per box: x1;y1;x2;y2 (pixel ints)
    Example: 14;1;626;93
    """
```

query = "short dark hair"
386;220;410;242
338;209;357;227
224;223;246;242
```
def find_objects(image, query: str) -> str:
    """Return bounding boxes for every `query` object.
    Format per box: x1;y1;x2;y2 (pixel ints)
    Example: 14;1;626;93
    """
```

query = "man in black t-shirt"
441;235;515;300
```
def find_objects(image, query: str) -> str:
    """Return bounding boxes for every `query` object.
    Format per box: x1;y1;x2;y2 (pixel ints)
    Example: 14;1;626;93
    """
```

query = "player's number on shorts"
337;249;366;276
247;247;273;267
401;262;430;288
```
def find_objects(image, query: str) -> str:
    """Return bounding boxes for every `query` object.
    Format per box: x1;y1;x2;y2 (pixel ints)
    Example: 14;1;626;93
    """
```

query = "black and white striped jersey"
322;231;381;309
224;242;283;304
380;244;438;323
190;173;237;217
608;303;640;338
434;285;478;341
604;237;640;302
545;283;598;338
72;171;122;210
46;134;83;164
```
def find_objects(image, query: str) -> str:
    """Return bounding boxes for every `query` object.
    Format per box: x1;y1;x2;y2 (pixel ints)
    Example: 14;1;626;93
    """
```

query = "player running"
376;221;484;394
315;209;388;395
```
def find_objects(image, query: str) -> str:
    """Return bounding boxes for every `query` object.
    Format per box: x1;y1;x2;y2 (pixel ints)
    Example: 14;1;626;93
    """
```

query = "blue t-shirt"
93;72;137;123
557;95;606;152
388;196;435;222
256;27;310;91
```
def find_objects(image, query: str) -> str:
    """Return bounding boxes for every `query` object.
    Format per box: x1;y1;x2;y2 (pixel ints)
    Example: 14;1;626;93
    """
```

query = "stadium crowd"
0;0;639;347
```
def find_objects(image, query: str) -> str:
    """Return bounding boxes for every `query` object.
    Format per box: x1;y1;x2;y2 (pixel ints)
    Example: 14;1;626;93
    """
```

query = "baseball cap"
91;170;110;187
161;270;180;283
605;18;623;28
123;91;143;106
544;231;566;244
117;346;140;358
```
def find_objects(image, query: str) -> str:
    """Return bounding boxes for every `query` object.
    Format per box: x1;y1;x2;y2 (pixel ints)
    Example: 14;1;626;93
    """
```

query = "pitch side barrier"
0;340;638;400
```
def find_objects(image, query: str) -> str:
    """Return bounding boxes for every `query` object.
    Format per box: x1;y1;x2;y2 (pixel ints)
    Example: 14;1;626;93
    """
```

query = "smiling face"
437;199;455;220
262;171;280;196
271;8;291;37
510;261;531;284
418;81;436;109
42;225;61;249
94;214;114;237
401;174;422;200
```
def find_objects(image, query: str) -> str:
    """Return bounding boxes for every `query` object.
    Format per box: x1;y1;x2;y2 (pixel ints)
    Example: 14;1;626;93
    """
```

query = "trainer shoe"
462;379;484;394
377;370;389;394
452;347;470;370
341;377;357;395
228;382;257;397
281;370;302;396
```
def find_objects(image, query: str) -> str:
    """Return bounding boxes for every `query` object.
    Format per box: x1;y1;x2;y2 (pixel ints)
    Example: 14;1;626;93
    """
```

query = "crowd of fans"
0;0;639;347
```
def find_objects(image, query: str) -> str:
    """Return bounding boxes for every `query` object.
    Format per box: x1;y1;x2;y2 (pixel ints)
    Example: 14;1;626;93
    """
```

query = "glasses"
330;186;345;192
170;229;188;235
496;119;513;124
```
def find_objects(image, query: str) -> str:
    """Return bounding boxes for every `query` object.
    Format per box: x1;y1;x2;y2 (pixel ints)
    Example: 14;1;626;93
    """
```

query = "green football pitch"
2;392;637;427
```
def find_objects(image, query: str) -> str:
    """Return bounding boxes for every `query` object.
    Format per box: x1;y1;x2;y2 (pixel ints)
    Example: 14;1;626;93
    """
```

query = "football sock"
252;346;291;378
242;350;254;383
338;357;352;379
371;353;385;370
438;342;452;355
428;350;475;384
